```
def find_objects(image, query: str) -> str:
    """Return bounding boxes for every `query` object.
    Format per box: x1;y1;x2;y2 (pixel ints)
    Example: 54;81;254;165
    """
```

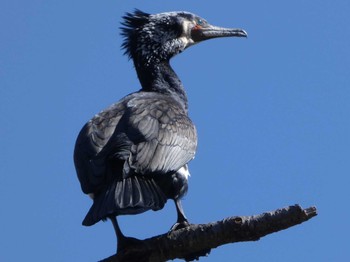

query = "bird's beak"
191;24;247;43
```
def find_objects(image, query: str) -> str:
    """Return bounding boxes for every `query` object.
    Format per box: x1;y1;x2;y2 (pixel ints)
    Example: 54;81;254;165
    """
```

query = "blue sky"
1;1;349;261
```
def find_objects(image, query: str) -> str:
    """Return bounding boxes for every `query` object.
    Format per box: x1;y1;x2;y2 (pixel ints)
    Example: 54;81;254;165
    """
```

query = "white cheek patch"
179;36;195;48
180;20;195;47
181;20;192;33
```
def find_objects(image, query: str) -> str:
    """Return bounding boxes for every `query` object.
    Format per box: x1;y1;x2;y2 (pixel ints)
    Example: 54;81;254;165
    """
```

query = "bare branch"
101;204;317;262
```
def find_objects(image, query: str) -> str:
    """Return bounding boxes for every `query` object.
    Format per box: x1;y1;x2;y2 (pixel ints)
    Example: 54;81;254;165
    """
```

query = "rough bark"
101;204;317;262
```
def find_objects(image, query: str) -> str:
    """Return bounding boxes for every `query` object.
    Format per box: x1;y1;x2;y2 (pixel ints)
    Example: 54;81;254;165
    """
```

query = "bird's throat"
135;60;189;111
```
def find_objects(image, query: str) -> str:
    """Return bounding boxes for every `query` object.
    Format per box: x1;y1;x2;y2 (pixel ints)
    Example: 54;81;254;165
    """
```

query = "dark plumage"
74;9;247;250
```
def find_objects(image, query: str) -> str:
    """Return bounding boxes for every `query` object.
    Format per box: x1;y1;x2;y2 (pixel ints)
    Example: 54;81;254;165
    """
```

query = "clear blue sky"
1;1;349;261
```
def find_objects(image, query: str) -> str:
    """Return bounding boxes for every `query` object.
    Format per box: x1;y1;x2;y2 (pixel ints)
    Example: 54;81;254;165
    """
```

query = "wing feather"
74;91;197;194
125;93;197;175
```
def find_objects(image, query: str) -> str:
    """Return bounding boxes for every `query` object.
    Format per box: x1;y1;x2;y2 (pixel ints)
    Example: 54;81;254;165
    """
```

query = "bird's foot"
168;219;211;261
169;219;190;231
117;236;143;252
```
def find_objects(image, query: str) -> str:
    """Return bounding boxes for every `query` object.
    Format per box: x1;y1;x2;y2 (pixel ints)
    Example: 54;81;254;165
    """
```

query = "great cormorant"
74;9;247;250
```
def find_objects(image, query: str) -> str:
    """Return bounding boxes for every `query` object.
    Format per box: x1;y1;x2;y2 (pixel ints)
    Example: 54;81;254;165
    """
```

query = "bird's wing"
74;101;127;194
74;92;197;194
123;94;197;175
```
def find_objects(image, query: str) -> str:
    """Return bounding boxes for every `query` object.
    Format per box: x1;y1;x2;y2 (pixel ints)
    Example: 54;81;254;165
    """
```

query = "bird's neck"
134;60;188;111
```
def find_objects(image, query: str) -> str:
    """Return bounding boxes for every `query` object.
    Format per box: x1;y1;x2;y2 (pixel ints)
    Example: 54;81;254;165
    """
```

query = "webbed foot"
170;219;190;231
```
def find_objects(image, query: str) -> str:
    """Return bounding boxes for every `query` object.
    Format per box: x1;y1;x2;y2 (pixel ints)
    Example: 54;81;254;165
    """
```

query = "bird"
74;9;247;251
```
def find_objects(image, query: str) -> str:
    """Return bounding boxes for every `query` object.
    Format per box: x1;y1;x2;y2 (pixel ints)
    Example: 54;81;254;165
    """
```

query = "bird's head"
121;10;247;67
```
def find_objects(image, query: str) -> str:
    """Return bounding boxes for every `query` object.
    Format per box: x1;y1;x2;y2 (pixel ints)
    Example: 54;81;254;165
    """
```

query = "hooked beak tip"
240;30;248;38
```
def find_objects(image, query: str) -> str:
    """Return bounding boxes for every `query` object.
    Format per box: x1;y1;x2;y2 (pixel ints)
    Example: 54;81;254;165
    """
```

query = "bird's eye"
197;18;203;25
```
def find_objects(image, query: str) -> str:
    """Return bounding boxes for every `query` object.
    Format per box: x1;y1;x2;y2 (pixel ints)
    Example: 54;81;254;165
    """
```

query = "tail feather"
82;176;167;226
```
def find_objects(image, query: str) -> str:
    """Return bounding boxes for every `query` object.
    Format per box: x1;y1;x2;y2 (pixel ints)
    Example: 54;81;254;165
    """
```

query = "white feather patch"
178;165;191;180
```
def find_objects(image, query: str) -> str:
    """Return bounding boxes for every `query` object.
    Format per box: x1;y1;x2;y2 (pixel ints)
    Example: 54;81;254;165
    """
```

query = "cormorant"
74;9;247;250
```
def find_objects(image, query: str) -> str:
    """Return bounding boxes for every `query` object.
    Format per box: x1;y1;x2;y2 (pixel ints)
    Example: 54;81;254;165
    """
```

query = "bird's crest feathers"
120;9;197;65
121;9;151;60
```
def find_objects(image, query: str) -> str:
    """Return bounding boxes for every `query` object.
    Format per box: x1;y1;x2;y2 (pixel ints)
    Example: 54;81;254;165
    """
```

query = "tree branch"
101;204;317;262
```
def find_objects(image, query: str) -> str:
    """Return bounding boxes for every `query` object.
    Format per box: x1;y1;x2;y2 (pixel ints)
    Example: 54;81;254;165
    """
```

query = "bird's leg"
109;216;126;251
170;199;190;231
109;216;141;252
109;215;125;240
175;199;188;225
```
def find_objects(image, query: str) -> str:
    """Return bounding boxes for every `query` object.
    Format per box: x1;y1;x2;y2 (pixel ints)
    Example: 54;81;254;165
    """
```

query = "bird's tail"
82;176;167;226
